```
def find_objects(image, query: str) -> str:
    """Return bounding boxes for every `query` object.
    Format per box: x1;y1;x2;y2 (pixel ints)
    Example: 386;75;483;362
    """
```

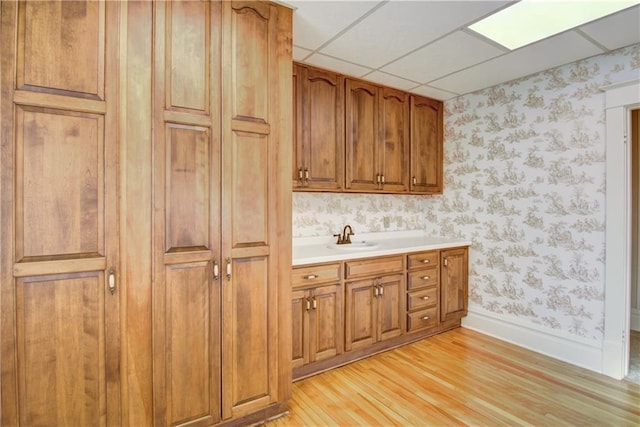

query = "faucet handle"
333;233;342;244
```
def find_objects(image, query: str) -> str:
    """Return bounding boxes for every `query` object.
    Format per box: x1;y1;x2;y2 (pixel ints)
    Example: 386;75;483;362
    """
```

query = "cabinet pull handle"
108;268;116;295
381;175;385;184
421;259;431;264
298;168;303;181
304;168;309;182
412;176;417;186
378;285;384;296
305;274;318;280
422;296;430;300
422;275;430;280
213;260;219;280
306;297;311;311
443;258;448;267
312;297;317;310
374;286;379;298
422;316;430;320
226;258;232;280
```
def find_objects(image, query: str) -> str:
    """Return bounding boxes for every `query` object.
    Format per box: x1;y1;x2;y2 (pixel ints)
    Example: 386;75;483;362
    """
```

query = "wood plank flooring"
268;328;640;426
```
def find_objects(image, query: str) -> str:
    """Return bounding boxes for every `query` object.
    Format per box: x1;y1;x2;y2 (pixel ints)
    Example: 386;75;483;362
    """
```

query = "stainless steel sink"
326;241;379;251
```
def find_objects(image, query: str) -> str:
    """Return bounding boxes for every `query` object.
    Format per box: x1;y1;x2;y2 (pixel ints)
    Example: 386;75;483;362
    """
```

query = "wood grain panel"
441;248;468;323
410;95;443;194
166;0;209;112
291;288;307;369
344;255;403;279
230;2;270;123
228;256;271;409
379;87;409;192
345;79;378;191
165;262;220;426
16;107;103;260
345;280;375;351
17;272;105;427
166;124;211;251
377;274;404;341
17;0;104;98
310;284;342;362
231;131;268;247
291;262;340;288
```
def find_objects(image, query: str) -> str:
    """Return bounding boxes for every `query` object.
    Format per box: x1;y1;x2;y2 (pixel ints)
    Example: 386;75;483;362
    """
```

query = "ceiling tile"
579;5;640;50
303;53;372;78
382;30;507;84
410;85;459;101
293;46;312;61
288;0;384;51
361;71;419;91
319;1;511;69
429;30;606;95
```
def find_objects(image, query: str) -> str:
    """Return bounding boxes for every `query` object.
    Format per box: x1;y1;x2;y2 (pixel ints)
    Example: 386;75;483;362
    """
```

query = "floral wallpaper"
292;44;640;341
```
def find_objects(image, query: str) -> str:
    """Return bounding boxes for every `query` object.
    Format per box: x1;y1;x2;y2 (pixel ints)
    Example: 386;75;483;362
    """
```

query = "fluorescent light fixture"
469;0;640;50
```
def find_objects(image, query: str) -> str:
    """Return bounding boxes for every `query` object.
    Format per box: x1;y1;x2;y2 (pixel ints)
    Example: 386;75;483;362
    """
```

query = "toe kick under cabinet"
291;246;469;380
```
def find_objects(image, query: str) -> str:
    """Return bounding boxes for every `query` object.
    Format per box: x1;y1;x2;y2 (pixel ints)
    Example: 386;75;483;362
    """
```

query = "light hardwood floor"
269;328;640;426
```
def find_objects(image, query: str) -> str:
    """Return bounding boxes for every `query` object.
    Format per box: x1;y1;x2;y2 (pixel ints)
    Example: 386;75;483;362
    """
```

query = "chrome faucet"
333;225;355;245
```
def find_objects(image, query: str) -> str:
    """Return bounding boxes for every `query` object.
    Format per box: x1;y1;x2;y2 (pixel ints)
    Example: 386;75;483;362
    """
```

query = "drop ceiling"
286;0;640;100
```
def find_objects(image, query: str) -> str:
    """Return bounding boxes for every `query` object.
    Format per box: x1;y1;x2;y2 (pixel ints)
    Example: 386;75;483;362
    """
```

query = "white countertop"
293;230;471;266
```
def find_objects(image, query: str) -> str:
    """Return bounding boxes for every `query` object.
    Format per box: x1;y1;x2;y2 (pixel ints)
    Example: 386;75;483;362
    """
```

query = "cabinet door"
152;1;223;426
221;1;291;420
410;95;443;194
379;88;409;192
0;1;121;425
376;274;405;341
440;248;469;322
345;79;380;191
302;66;344;191
309;284;343;363
292;289;309;369
293;64;303;188
345;280;377;351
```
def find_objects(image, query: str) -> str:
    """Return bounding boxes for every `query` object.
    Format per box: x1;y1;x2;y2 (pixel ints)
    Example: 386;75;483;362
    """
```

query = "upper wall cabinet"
293;64;344;191
293;63;443;195
410;95;443;194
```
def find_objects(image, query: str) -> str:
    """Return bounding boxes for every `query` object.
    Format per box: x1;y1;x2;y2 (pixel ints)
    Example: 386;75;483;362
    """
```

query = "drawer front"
407;287;437;311
292;263;341;288
407;251;439;270
344;255;403;279
407;268;438;290
407;307;438;332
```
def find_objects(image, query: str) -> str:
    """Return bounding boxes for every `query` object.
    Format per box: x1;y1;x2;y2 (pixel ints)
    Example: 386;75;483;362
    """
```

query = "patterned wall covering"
292;44;640;341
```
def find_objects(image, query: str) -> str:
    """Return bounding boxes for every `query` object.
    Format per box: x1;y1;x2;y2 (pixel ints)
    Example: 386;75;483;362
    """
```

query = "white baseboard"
462;308;603;374
632;308;640;331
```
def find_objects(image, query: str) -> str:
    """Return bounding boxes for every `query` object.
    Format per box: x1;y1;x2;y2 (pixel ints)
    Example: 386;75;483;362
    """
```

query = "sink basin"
327;241;379;251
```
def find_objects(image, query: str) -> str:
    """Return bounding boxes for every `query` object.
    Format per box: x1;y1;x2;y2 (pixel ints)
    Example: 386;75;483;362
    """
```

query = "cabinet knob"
421;259;431;264
305;274;318;280
213;260;219;280
422;275;430;280
422;316;430;320
412;176;417;186
108;268;116;295
422;296;430;300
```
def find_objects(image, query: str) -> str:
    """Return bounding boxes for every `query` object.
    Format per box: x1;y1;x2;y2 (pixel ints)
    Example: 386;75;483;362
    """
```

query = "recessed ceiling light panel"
469;0;640;50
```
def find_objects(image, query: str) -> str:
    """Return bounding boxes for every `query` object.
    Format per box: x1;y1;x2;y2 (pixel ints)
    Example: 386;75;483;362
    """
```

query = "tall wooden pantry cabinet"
0;1;293;426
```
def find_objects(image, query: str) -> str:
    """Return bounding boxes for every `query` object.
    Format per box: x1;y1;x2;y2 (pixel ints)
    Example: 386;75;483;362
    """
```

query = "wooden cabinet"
406;251;440;332
153;1;292;424
440;247;469;322
345;80;410;192
0;1;122;424
344;256;404;351
293;64;344;190
292;263;342;369
410;95;443;194
1;1;292;426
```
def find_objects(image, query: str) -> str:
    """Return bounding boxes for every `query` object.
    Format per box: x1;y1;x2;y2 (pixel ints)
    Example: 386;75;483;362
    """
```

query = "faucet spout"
341;225;354;244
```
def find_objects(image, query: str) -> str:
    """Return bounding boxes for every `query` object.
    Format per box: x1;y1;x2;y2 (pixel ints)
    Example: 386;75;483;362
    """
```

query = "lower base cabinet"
292;246;468;379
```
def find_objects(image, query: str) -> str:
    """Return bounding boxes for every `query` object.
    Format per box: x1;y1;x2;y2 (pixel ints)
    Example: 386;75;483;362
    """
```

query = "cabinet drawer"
292;263;341;288
344;255;403;279
407;268;438;290
407;251;439;270
407;287;437;311
407;307;438;332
